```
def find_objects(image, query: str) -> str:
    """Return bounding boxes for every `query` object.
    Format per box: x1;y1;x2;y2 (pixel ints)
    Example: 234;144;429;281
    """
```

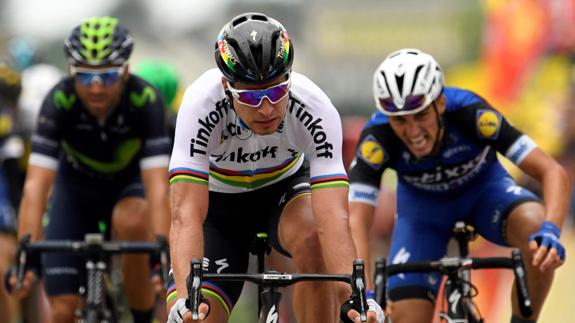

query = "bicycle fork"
77;260;114;323
439;270;483;323
258;287;282;323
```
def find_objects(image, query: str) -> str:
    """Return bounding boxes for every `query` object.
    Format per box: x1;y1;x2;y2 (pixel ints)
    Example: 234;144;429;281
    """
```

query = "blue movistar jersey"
348;87;538;204
29;75;172;181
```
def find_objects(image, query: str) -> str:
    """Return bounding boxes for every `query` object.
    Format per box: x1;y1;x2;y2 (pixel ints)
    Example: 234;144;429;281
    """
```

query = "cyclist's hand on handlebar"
346;299;385;323
528;221;565;272
151;270;164;294
168;298;210;322
4;268;37;299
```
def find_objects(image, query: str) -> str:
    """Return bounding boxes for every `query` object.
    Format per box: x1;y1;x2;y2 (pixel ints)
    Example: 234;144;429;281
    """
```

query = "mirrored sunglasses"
379;94;426;114
228;77;291;108
70;66;125;87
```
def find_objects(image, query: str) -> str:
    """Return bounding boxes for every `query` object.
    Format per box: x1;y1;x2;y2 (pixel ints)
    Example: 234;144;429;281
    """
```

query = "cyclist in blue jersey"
167;12;384;323
6;17;172;323
349;48;569;323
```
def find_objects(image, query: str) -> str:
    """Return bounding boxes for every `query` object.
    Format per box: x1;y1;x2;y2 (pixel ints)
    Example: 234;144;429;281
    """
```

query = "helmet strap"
429;101;445;156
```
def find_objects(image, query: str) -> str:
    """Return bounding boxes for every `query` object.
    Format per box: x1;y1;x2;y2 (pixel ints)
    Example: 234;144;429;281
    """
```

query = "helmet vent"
410;65;424;93
232;16;247;27
251;14;268;21
395;74;404;96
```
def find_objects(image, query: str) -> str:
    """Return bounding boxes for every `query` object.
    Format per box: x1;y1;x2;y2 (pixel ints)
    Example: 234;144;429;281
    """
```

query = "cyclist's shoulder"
187;68;224;92
43;78;78;112
443;86;488;112
178;68;228;114
123;75;165;109
289;72;333;107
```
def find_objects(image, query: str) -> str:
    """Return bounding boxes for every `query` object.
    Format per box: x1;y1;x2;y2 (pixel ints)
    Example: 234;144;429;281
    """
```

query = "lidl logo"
358;134;386;169
476;110;501;139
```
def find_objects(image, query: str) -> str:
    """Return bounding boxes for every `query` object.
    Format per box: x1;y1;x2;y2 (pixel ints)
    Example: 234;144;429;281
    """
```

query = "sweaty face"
224;75;290;135
71;63;127;121
388;98;445;158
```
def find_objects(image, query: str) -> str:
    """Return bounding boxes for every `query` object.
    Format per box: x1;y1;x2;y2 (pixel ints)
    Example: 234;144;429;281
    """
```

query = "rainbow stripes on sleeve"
169;167;209;185
310;173;349;190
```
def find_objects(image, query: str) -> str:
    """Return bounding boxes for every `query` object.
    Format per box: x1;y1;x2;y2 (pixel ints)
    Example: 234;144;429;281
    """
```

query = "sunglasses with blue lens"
227;76;291;108
70;65;125;87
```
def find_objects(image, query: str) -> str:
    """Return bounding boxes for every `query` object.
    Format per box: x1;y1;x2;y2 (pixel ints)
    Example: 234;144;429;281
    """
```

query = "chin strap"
429;101;445;155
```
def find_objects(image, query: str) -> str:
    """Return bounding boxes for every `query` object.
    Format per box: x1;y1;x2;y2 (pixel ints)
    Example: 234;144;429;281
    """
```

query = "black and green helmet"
215;12;294;84
64;16;133;66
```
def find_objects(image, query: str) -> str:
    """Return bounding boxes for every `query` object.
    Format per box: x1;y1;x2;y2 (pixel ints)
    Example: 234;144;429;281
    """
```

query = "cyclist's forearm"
518;148;570;228
142;166;171;237
17;167;55;240
349;202;376;290
169;182;209;299
170;216;204;299
312;196;357;303
540;162;570;228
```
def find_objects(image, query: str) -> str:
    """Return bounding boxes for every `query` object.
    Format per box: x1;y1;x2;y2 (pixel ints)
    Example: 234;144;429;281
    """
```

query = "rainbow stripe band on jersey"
208;154;302;189
201;282;232;319
169;168;209;185
310;174;349;190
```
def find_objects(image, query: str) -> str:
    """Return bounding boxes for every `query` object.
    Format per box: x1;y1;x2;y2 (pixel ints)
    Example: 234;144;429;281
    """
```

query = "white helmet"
373;48;444;116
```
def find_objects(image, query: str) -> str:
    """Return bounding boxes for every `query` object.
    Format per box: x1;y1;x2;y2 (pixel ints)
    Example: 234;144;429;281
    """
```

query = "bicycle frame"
374;251;532;323
15;233;170;323
186;258;371;323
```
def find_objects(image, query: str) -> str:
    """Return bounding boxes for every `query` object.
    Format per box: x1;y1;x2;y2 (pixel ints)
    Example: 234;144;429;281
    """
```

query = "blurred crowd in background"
1;0;575;321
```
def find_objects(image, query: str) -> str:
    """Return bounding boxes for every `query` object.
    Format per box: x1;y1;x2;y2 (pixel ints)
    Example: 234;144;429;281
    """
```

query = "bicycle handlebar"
14;233;171;290
374;249;532;318
186;258;370;322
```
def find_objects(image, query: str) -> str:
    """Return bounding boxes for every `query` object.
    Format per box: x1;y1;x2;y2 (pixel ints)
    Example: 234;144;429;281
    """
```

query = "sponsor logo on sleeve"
476;109;501;139
358;134;387;170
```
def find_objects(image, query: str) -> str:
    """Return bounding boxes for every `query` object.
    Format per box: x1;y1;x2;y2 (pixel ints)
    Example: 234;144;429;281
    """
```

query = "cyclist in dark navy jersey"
349;48;569;323
167;12;384;323
7;17;171;323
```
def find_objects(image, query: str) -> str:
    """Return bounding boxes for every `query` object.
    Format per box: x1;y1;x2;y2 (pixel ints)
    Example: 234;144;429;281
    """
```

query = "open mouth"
409;134;428;151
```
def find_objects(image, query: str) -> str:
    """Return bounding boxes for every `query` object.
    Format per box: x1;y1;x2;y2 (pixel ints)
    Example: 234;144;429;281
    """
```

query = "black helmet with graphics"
215;12;294;84
64;16;134;66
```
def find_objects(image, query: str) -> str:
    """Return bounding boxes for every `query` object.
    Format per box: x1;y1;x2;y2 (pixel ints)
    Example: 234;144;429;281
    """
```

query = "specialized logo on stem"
476;109;501;139
266;305;279;323
288;97;333;158
190;99;229;156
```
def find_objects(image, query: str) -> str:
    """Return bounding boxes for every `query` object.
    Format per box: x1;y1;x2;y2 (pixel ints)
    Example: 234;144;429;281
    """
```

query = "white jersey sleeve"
169;69;228;185
287;74;349;190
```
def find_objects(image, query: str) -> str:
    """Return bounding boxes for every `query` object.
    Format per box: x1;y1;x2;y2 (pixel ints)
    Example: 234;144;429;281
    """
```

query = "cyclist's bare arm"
142;166;170;237
9;165;55;297
518;147;569;229
349;201;376;290
17;165;56;240
516;147;570;270
169;182;208;306
312;186;357;301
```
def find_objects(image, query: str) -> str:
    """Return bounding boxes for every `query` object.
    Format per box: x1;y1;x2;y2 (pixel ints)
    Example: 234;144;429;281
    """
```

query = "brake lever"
16;234;31;289
352;259;369;322
156;235;171;290
374;257;386;309
511;249;533;318
186;258;203;320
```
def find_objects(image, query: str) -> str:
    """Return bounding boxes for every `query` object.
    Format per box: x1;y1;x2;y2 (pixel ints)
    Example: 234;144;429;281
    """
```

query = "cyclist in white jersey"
167;12;384;323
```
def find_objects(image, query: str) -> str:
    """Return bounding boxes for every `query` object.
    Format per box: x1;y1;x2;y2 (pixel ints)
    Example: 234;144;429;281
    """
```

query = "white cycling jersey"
169;68;348;193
